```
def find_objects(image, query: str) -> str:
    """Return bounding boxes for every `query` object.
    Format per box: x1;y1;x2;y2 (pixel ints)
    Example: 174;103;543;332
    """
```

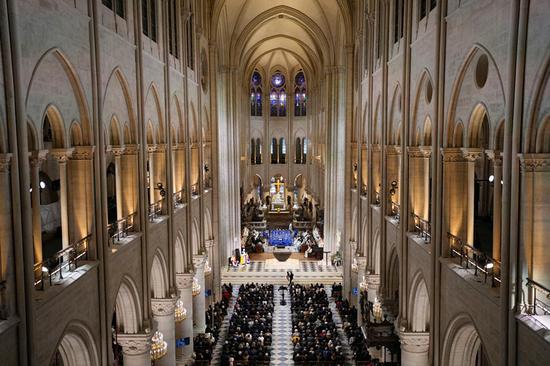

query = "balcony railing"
411;213;431;242
173;189;186;207
148;198;164;222
34;235;91;290
108;212;137;245
390;201;400;220
525;278;550;316
447;232;501;287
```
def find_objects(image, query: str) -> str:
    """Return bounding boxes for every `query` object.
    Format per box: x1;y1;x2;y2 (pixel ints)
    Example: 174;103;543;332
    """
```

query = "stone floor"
270;285;294;365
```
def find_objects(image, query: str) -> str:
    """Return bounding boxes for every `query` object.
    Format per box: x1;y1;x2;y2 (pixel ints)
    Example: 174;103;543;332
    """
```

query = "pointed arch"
144;83;165;143
442;313;489;366
103;67;137;144
191;218;201;255
51;322;99;366
113;275;142;334
408;271;431;332
372;228;381;274
42;105;66;148
150;250;169;298
175;231;187;274
26;48;91;145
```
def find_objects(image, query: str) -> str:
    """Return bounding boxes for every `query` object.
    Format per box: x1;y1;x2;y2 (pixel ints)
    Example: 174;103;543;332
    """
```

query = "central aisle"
270;285;294;365
326;285;355;364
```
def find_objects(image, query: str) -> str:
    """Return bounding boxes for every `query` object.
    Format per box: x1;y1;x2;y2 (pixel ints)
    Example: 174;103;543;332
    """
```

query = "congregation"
221;283;274;365
193;284;233;363
290;284;346;365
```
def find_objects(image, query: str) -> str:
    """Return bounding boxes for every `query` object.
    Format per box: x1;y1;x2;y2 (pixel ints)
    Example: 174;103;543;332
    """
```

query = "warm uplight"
150;331;167;360
174;300;187;323
192;277;201;296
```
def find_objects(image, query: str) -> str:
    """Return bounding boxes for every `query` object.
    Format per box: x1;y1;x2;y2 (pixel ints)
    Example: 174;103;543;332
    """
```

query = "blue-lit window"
250;71;262;116
270;72;287;117
294;71;307;116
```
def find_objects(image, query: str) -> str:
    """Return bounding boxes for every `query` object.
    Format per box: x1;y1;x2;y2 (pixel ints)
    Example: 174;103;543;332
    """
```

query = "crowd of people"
194;284;233;363
221;283;274;365
335;294;374;364
290;284;346;365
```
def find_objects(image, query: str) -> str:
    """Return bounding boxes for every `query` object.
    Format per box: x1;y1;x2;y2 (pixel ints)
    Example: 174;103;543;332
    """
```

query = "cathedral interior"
0;0;549;365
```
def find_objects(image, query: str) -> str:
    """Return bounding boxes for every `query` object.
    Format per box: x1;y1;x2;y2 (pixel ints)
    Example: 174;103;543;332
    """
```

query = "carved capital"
151;297;177;317
116;333;151;355
110;146;125;157
460;148;483;162
124;144;140;155
485;150;503;166
49;148;74;163
366;273;381;287
205;239;215;248
519;153;550;172
192;254;207;271
371;144;381;152
408;146;431;158
0;153;13;172
440;148;465;162
29;150;48;168
385;145;401;155
175;273;194;290
356;256;368;269
71;146;95;160
399;331;430;353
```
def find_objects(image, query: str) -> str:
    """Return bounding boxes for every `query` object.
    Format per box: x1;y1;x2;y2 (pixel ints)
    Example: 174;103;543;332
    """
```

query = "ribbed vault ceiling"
212;0;351;82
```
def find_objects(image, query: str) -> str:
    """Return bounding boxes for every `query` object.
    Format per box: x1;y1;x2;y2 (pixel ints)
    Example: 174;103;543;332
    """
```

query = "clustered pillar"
151;297;177;366
175;273;194;365
116;333;152;366
192;254;207;333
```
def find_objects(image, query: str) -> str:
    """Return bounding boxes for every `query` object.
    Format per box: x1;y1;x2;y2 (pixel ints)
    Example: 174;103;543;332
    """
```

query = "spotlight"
488;175;494;183
40;181;46;189
485;263;494;270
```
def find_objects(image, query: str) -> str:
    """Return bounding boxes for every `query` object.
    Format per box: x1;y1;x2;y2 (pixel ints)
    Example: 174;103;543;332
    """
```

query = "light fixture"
192;277;201;297
485;262;494;270
40;181;46;189
29;188;32;193
488;175;494;183
174;300;187;323
41;266;49;273
501;180;504;185
373;298;383;322
150;331;168;360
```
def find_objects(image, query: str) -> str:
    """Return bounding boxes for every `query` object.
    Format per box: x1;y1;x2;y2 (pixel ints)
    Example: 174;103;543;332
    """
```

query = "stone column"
407;147;431;224
192;254;207;333
441;148;469;248
151;297;177;366
366;273;381;303
122;144;139;224
50;149;74;248
356;256;367;326
117;333;151;366
147;145;157;209
461;148;483;245
486;150;503;261
29;150;48;264
0;154;13;287
112;147;125;222
175;273;194;365
399;331;430;366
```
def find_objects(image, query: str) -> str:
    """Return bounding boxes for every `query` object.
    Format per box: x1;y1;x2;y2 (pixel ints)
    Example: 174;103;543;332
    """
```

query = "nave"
199;282;397;366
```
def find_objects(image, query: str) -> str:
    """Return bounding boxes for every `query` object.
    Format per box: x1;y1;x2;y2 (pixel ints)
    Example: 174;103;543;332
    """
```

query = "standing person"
289;271;294;285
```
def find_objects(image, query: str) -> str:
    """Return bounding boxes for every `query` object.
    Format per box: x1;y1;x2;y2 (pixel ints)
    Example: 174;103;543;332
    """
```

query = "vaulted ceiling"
211;0;352;82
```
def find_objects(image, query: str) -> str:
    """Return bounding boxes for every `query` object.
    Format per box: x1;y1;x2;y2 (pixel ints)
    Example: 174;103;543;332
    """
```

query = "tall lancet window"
270;71;287;117
250;71;263;116
294;71;307;116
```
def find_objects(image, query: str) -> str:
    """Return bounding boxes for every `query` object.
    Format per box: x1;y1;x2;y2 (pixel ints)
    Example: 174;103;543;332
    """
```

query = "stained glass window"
270;71;287;117
250;71;262;116
294;71;307;116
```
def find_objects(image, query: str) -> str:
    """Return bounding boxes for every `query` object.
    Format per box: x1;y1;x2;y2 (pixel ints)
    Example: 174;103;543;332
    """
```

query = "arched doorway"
443;315;491;366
